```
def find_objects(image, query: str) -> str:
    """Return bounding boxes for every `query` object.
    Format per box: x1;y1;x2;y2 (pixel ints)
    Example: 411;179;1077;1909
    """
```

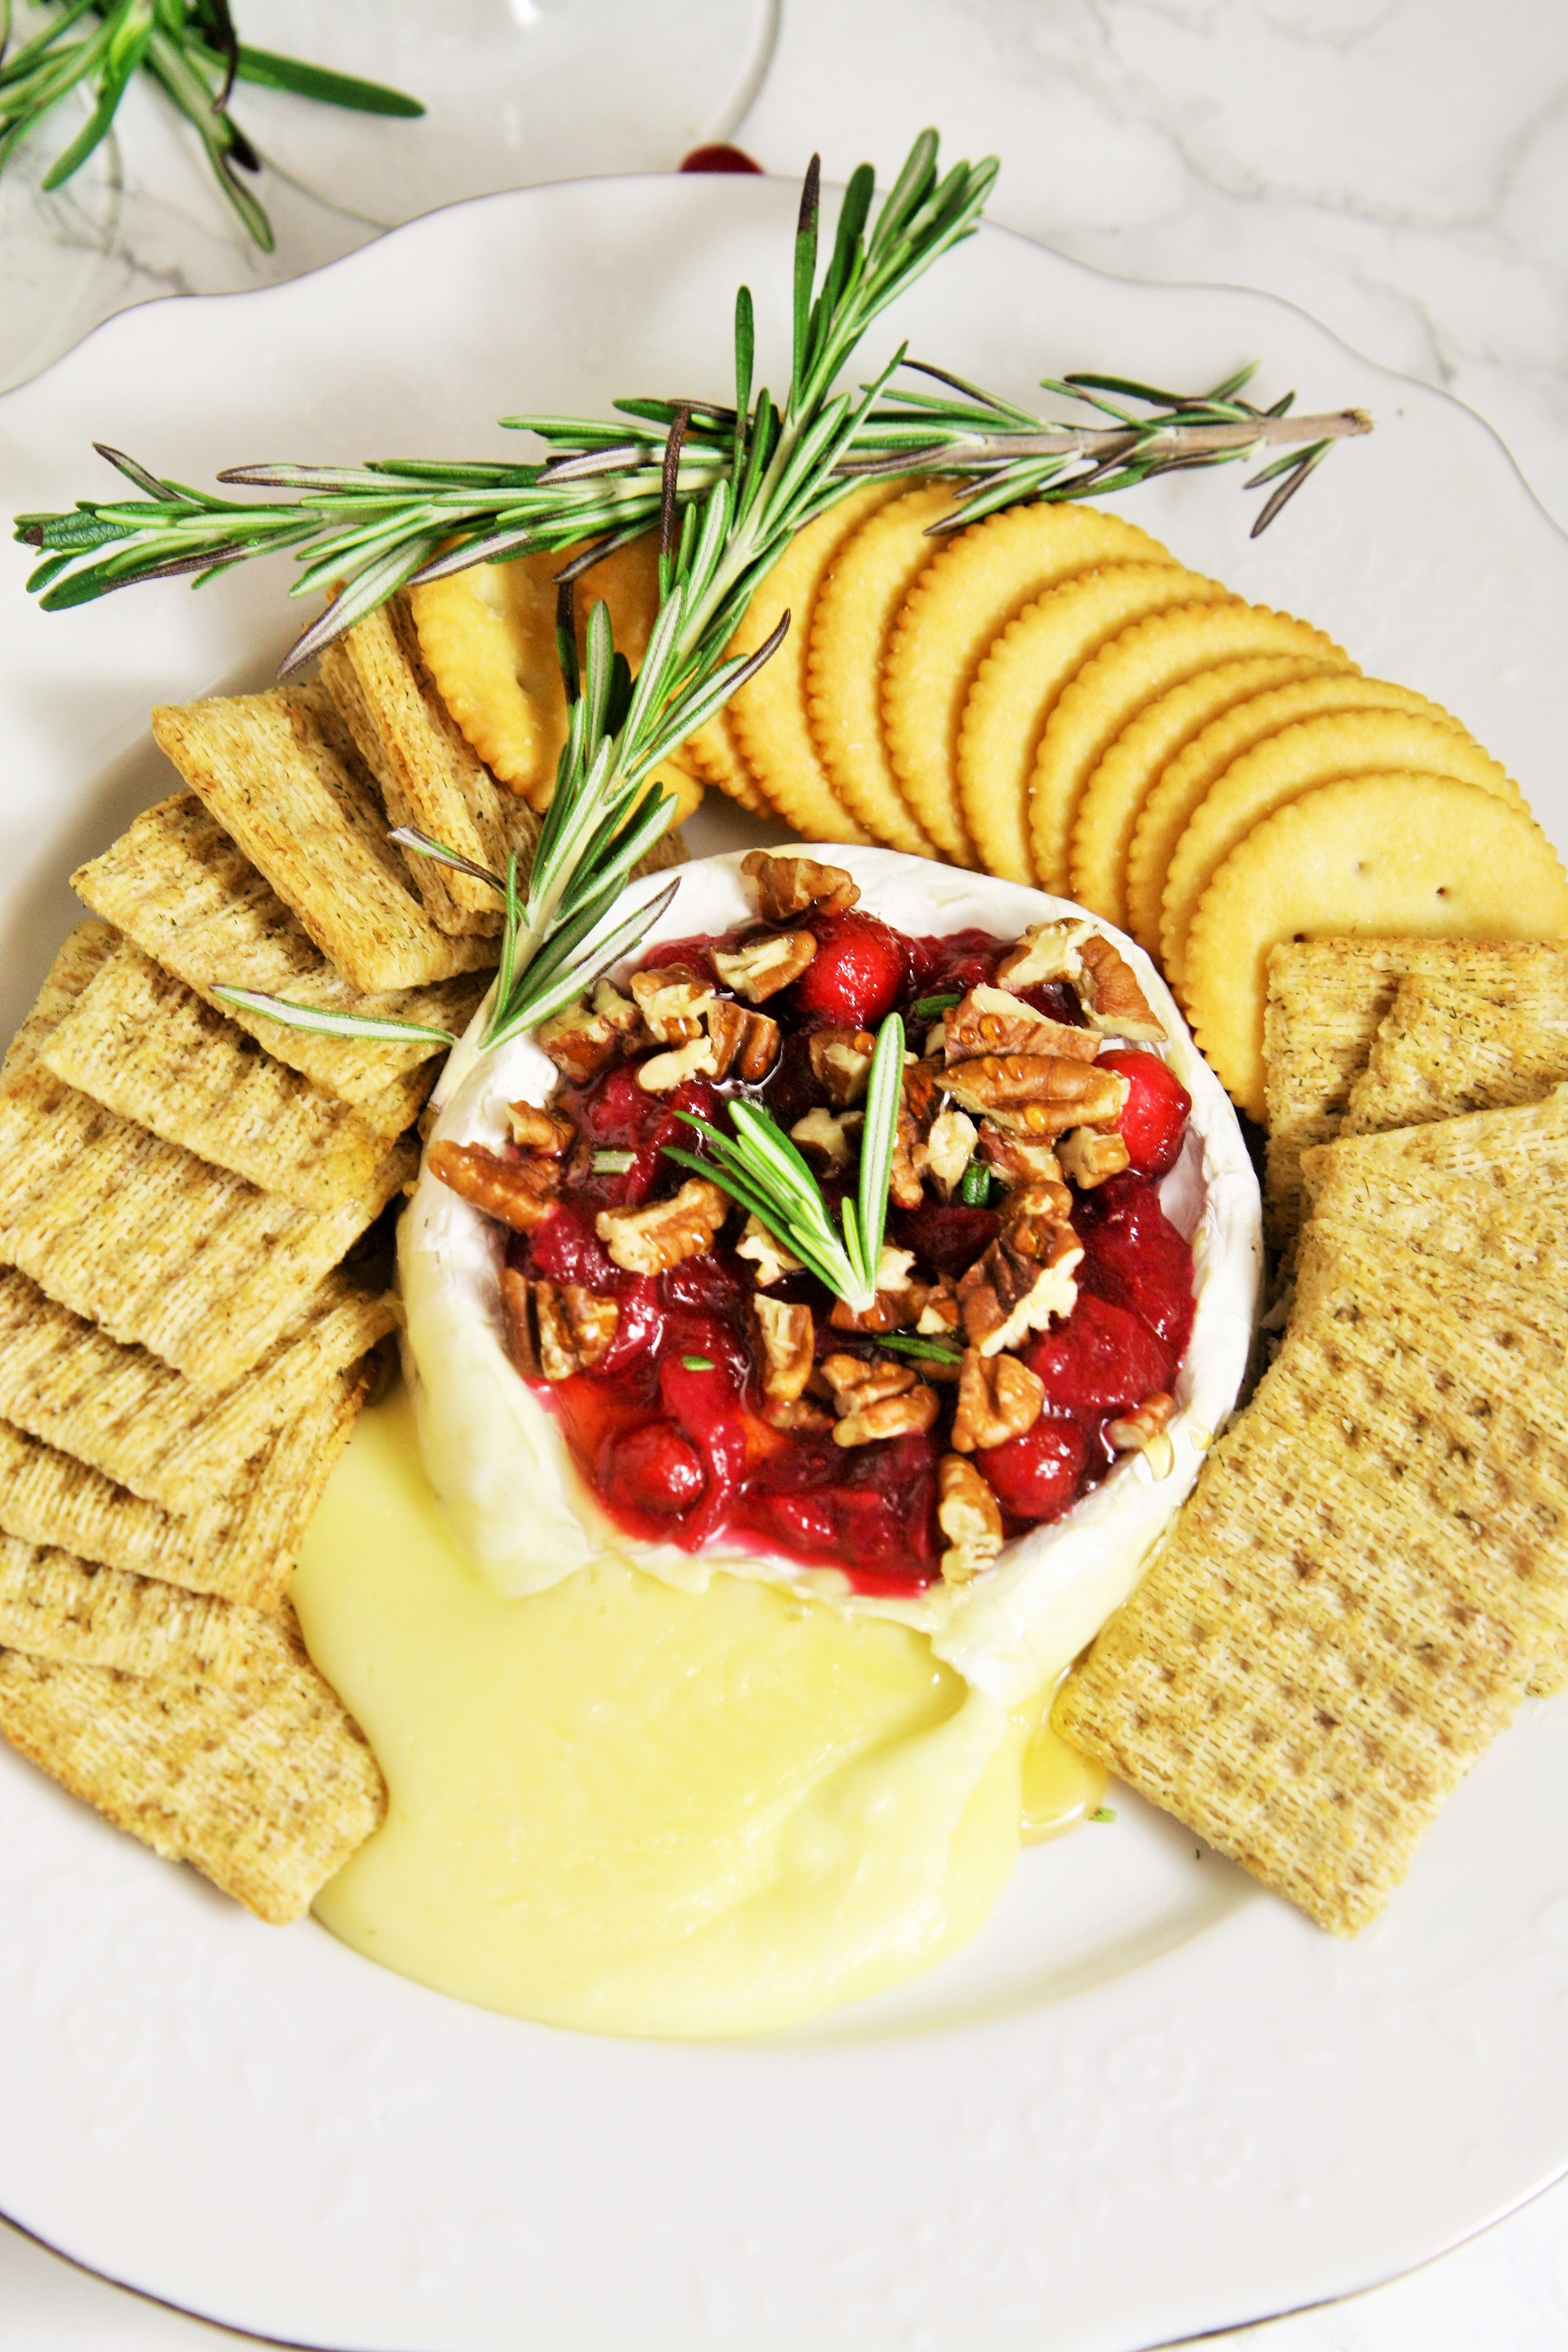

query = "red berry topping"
1099;1048;1191;1178
1024;1291;1174;1417
599;1421;707;1517
793;913;906;1028
1075;1177;1195;1357
975;1419;1089;1522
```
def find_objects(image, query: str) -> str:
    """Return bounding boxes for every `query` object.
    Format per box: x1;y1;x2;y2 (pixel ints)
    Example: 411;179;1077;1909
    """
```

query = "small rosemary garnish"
877;1331;964;1367
959;1162;993;1207
666;1013;905;1315
681;1355;715;1373
911;991;962;1018
591;1149;637;1175
0;1;422;255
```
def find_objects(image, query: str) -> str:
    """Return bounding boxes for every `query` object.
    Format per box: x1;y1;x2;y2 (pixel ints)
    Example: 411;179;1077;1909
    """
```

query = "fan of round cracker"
680;707;769;816
881;503;1177;867
1044;602;1350;903
411;534;664;808
725;483;903;844
805;480;952;856
1068;653;1344;928
1160;708;1521;989
956;567;1232;885
1123;673;1474;956
1182;773;1568;1119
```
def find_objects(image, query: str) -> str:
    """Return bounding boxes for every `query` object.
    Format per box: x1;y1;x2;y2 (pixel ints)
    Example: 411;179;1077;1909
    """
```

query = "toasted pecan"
428;1140;561;1232
1073;932;1165;1042
537;979;644;1082
950;1345;1045;1452
711;929;817;1002
944;1054;1128;1137
808;1027;876;1106
500;1270;618;1380
742;851;859;922
936;1454;1004;1584
595;1178;728;1275
707;998;781;1082
958;1227;1082;1356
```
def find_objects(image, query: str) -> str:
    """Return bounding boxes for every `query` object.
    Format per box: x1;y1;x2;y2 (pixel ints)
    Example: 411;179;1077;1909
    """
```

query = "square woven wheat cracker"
39;939;402;1211
151;686;501;993
0;1266;392;1515
72;794;485;1123
1;920;119;1085
1299;1089;1568;1287
1261;939;1561;1253
1343;977;1568;1136
0;1366;369;1610
318;593;528;936
0;1068;402;1388
1054;1383;1540;1933
0;1532;260;1680
0;1604;384;1922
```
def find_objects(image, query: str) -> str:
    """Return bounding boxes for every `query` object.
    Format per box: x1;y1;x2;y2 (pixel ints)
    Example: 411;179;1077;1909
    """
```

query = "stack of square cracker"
1055;938;1568;1935
0;604;699;1923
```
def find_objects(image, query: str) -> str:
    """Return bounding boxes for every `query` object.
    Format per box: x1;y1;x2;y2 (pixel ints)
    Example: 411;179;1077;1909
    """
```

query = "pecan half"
754;1296;816;1403
950;1345;1045;1452
937;1454;1004;1585
636;1034;718;1093
736;1214;804;1286
630;963;714;1045
977;1124;1063;1188
707;998;781;1082
944;984;1097;1065
595;1178;728;1274
994;918;1089;991
995;1177;1074;1256
537;979;644;1082
507;1101;575;1155
791;1105;860;1171
820;1354;939;1447
1074;932;1165;1042
808;1027;876;1106
711;929;817;1002
958;1227;1083;1356
918;1108;978;1198
944;1053;1128;1137
742;849;859;922
429;1140;561;1232
1106;1390;1177;1478
500;1270;618;1380
1057;1125;1132;1189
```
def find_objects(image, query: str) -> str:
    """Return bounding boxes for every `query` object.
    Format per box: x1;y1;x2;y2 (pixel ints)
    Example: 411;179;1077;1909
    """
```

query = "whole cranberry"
793;913;905;1029
975;1419;1089;1521
599;1421;707;1517
1024;1291;1174;1416
1100;1048;1191;1178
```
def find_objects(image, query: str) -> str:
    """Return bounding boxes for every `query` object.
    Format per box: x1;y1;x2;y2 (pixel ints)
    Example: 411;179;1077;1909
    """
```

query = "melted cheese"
296;1390;1042;2038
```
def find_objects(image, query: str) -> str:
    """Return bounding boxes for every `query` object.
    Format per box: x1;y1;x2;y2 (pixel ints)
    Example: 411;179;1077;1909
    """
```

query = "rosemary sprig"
0;0;421;255
667;1013;906;1315
877;1331;964;1367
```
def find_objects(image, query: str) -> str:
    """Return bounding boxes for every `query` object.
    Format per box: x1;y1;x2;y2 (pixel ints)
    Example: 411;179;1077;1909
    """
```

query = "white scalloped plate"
1;174;1567;2352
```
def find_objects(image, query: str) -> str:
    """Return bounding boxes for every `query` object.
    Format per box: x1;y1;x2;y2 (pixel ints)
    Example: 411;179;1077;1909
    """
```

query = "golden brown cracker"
0;1534;259;1681
882;502;1177;866
0;1068;407;1388
0;1603;385;1923
151;688;498;995
1160;710;1521;987
72;794;485;1123
1342;973;1568;1136
0;1266;392;1517
1183;778;1568;1120
1;921;120;1086
0;1368;370;1612
958;567;1232;885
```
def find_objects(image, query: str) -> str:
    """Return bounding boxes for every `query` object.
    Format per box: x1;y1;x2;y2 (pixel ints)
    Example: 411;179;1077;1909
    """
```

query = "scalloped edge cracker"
72;794;485;1124
0;1602;385;1922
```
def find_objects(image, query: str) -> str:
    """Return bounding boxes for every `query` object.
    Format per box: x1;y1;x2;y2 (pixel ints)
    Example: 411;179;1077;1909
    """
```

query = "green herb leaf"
877;1332;963;1366
591;1149;636;1174
1089;1806;1117;1824
911;991;961;1017
209;985;457;1047
681;1354;714;1372
960;1161;993;1207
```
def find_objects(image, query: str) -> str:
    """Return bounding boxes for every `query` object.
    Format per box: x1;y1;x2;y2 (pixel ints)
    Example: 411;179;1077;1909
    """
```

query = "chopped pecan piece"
950;1346;1045;1452
595;1178;728;1275
901;1061;942;1126
994;918;1089;991
707;998;781;1082
537;978;644;1081
500;1270;618;1380
916;1276;961;1335
1073;932;1166;1042
944;1053;1128;1137
958;1227;1083;1356
791;1105;860;1171
944;984;1096;1065
1057;1125;1132;1189
507;1101;575;1155
828;1244;919;1332
742;849;859;921
937;1454;1004;1585
1106;1391;1177;1478
710;929;817;1002
820;1354;940;1447
629;963;714;1045
918;1108;978;1198
995;1177;1074;1256
636;1034;718;1093
754;1296;815;1404
977;1124;1063;1188
765;1398;835;1434
888;1106;926;1210
808;1027;876;1106
428;1140;561;1233
736;1214;804;1286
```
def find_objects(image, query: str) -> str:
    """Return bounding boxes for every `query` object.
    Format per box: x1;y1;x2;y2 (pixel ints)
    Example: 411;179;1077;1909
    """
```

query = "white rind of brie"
399;847;1261;1708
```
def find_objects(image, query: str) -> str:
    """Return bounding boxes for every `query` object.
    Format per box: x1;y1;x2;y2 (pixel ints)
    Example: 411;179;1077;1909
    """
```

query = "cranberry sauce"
506;919;1195;1593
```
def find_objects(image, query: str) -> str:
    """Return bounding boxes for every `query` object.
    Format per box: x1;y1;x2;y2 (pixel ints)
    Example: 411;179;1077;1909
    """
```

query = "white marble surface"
2;1;1567;2345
